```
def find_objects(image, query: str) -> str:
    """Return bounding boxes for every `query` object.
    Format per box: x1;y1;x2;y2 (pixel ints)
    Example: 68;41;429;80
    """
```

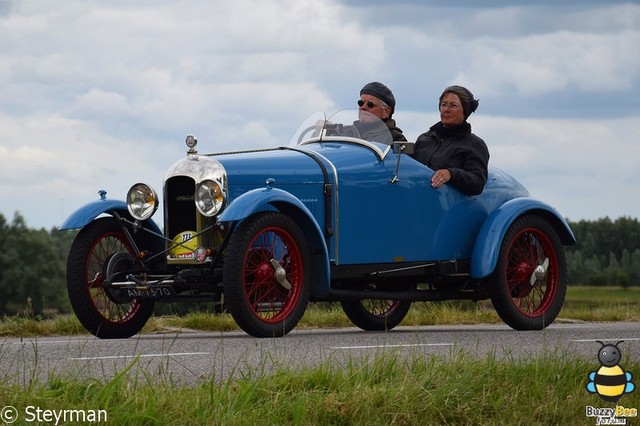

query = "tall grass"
1;350;638;425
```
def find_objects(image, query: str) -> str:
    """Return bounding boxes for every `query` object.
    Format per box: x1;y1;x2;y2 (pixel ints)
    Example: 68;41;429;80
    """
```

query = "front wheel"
341;299;412;331
489;215;567;330
66;217;154;338
223;212;311;337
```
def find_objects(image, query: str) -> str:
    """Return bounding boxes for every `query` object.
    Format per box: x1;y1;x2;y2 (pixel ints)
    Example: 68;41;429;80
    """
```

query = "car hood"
210;147;327;186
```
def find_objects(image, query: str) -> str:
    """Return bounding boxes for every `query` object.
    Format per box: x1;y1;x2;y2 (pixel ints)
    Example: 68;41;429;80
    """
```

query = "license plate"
126;285;176;299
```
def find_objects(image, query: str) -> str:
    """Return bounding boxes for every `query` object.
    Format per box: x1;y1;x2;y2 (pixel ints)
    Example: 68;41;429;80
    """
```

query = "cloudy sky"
1;0;639;229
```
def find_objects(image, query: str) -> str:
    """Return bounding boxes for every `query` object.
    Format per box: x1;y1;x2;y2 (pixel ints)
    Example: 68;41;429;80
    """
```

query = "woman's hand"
431;169;451;188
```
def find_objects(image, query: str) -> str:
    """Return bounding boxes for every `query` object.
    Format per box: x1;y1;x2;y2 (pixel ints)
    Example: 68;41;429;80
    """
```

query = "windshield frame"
292;110;394;161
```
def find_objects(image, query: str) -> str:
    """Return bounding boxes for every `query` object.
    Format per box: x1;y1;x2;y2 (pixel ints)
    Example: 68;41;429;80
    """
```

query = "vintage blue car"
61;110;576;338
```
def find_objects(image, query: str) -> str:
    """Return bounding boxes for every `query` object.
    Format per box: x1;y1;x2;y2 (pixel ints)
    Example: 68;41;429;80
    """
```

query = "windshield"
290;110;393;147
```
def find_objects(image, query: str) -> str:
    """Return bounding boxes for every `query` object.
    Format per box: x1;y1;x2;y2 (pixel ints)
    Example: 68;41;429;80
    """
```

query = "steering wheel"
296;125;319;145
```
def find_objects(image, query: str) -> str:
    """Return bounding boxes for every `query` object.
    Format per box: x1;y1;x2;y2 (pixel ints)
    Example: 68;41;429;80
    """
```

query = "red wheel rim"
504;227;558;317
85;232;143;325
241;226;303;323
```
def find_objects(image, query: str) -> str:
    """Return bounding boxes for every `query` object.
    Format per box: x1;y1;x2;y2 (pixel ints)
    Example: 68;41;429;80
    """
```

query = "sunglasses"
357;99;384;108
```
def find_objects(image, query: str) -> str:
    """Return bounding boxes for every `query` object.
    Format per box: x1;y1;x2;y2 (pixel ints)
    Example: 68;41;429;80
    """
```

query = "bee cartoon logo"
586;340;635;403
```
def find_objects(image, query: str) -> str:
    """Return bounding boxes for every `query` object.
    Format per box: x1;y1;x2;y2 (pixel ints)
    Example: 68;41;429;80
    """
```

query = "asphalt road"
1;322;639;385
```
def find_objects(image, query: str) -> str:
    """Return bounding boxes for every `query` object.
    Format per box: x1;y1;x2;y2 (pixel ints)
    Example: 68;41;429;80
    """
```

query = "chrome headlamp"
126;183;159;221
195;179;225;217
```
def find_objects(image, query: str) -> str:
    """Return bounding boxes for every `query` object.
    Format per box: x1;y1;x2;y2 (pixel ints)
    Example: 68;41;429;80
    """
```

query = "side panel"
309;143;529;265
470;198;576;279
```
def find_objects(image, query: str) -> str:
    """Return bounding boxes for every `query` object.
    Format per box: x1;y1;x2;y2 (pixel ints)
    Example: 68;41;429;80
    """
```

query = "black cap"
360;81;396;112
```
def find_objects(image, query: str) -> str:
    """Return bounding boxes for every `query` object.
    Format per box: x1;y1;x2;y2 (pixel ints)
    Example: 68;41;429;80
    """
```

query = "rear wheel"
489;215;567;330
341;299;412;331
223;212;311;337
66;217;154;338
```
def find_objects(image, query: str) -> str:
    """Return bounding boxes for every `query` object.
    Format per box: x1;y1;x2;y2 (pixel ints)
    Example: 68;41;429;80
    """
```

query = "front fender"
220;186;331;298
470;198;576;279
220;187;305;222
58;199;162;235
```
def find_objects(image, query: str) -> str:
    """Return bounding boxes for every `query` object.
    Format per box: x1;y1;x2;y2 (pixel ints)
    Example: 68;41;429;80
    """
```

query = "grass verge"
1;350;638;425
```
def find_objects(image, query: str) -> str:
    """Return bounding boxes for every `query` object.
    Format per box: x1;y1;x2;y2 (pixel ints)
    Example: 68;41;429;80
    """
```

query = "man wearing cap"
411;85;489;195
354;81;407;142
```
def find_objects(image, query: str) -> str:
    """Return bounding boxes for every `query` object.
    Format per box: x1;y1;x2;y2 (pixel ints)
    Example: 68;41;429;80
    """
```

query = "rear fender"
220;187;331;298
470;198;576;279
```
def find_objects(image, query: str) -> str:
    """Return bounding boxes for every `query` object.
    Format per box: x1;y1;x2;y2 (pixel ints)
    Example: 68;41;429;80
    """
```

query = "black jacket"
384;118;407;142
411;122;489;195
345;118;407;143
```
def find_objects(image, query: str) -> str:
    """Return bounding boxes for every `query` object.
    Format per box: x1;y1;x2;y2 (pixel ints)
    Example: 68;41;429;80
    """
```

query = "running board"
328;288;482;302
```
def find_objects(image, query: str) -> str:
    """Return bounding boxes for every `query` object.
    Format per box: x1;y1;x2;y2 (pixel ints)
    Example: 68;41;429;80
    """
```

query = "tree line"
566;216;640;287
0;213;75;316
0;212;639;316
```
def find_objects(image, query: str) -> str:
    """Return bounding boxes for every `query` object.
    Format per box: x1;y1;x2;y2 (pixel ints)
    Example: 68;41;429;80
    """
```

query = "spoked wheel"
489;215;567;330
223;212;311;337
341;299;412;331
66;217;154;338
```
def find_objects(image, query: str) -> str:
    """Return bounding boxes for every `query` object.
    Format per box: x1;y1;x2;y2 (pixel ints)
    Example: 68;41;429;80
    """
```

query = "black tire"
66;217;154;338
489;215;567;330
223;212;311;337
341;299;412;331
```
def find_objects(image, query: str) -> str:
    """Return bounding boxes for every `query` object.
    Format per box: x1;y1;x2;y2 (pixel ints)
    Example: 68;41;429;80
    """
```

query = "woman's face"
439;92;465;127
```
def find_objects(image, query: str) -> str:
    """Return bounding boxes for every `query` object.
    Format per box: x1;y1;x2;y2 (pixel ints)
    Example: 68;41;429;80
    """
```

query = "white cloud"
464;30;640;96
72;88;132;119
0;0;639;228
475;115;640;220
377;3;640;113
0;112;172;226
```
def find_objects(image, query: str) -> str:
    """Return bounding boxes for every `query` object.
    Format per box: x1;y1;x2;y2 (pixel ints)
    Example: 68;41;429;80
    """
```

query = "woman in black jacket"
411;85;489;195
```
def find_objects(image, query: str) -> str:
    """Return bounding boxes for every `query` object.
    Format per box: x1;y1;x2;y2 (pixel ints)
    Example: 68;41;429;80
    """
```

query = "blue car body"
62;141;574;288
61;111;576;338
